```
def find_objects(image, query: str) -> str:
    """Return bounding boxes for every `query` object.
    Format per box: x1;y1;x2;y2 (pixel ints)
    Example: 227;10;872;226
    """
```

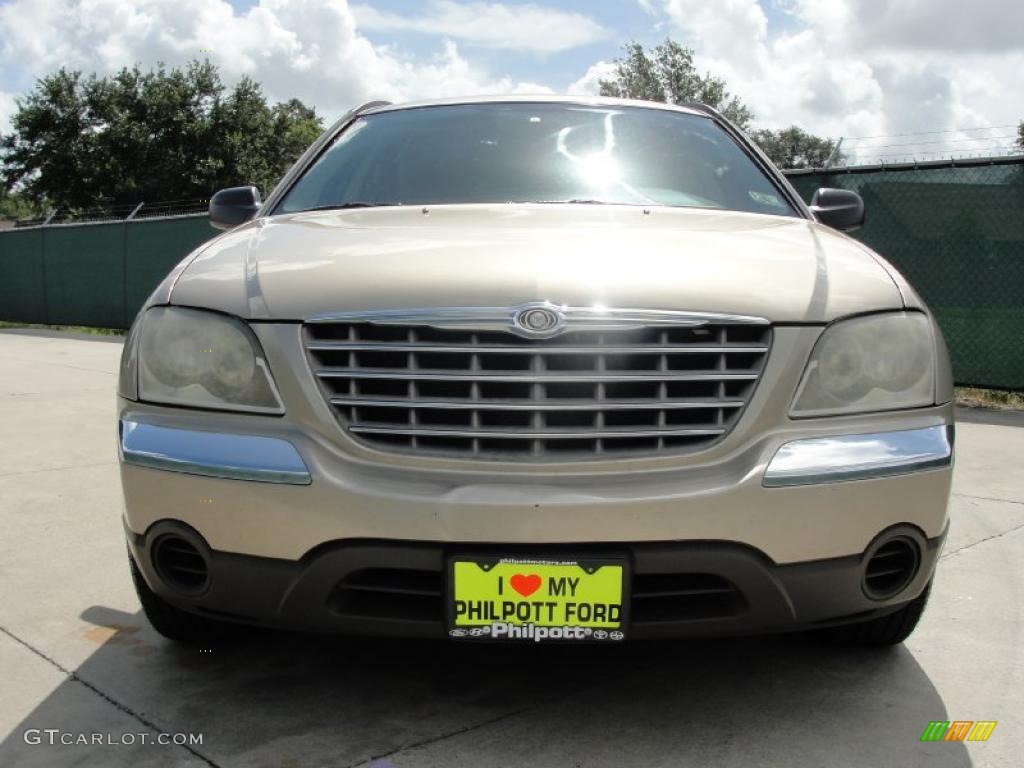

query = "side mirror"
809;188;865;232
209;186;262;230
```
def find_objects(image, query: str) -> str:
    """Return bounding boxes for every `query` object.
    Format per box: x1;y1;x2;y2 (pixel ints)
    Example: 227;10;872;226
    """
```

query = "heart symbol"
510;573;542;597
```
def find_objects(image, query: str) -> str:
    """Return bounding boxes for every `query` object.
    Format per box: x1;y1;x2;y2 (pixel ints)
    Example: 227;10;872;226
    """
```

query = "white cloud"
352;0;608;53
660;0;767;69
0;91;17;135
371;40;554;102
811;0;1024;53
0;0;550;133
640;0;1024;163
567;61;616;96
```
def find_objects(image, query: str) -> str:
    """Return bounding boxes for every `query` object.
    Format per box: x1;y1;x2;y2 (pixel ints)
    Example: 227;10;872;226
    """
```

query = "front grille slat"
632;586;738;598
304;315;771;460
350;425;727;439
307;342;769;354
316;369;761;382
328;397;747;410
632;572;746;622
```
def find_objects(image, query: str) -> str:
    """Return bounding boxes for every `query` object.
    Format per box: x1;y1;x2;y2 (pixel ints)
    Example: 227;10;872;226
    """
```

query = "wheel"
820;583;931;646
129;552;233;643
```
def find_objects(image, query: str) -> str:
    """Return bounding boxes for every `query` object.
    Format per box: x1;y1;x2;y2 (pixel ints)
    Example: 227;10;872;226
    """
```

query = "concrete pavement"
0;328;1021;767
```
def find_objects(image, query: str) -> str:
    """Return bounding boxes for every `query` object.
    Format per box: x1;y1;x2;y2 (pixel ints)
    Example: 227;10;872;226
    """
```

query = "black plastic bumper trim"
126;522;945;640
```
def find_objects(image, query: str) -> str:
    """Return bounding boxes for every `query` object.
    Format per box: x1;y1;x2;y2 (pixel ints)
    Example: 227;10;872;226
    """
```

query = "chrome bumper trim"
763;425;952;487
119;420;311;485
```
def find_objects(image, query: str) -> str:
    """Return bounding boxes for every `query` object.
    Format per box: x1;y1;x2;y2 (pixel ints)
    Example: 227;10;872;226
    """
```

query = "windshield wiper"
298;202;403;212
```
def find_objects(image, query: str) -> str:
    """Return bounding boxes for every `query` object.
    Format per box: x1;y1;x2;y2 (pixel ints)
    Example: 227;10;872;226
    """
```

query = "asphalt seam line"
941;519;1024;560
347;704;538;768
0;357;117;375
7;386;117;396
0;624;221;768
0;461;117;479
952;492;1024;507
346;654;663;768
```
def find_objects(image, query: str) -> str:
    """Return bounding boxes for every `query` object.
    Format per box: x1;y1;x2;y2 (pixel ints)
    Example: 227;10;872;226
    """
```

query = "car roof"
359;94;714;118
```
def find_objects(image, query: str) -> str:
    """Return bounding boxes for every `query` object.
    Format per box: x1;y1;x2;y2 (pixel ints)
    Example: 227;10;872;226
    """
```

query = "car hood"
169;204;904;323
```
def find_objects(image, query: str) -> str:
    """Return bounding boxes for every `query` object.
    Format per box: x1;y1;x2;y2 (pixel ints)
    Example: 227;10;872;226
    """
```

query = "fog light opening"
152;534;211;595
863;536;920;600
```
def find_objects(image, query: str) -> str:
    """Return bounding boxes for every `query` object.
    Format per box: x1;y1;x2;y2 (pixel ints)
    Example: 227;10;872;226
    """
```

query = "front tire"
129;553;233;643
821;583;931;646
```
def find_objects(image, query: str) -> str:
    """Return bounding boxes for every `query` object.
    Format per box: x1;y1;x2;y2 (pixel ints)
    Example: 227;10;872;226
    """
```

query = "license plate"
448;556;627;643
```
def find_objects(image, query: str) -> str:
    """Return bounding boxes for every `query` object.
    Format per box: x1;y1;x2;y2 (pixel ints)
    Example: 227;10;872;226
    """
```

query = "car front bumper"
119;401;953;564
119;400;953;638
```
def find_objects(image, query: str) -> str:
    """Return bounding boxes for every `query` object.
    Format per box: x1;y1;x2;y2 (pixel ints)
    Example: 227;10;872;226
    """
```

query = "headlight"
138;307;283;413
792;312;935;417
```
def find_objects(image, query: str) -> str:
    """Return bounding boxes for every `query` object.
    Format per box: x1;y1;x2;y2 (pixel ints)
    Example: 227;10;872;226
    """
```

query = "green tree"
1;62;323;211
1017;121;1023;150
0;188;42;221
600;40;753;129
749;126;841;169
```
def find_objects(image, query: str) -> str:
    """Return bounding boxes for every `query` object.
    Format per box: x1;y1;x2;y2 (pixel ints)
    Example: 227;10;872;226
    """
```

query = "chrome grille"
303;313;771;459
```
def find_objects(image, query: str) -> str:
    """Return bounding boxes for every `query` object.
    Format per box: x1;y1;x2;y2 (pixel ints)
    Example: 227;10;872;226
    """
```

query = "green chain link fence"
1;156;1022;389
788;157;1024;391
0;215;212;329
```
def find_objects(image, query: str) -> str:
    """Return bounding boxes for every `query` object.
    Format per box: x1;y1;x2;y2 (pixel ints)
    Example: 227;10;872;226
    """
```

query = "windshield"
276;103;798;217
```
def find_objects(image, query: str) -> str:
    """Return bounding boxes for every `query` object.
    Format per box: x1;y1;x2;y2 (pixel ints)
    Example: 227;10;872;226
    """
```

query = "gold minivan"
118;97;953;645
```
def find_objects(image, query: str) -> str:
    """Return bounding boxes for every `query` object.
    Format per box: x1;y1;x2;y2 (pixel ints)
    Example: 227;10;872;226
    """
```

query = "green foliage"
599;40;842;169
0;188;42;220
749;126;840;169
1;61;324;210
599;40;753;130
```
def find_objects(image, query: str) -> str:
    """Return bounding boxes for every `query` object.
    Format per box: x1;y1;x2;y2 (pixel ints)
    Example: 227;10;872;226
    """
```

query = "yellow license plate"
448;556;627;642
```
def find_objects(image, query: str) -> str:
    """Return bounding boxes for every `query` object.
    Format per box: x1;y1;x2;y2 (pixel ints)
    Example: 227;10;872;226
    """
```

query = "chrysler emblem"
514;305;562;336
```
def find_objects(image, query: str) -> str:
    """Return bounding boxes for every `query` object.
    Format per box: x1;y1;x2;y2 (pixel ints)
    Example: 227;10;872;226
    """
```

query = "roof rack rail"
679;101;720;119
353;100;391;114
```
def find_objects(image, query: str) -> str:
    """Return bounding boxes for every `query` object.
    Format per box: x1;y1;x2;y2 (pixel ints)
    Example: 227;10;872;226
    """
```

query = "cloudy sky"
1;0;1021;161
